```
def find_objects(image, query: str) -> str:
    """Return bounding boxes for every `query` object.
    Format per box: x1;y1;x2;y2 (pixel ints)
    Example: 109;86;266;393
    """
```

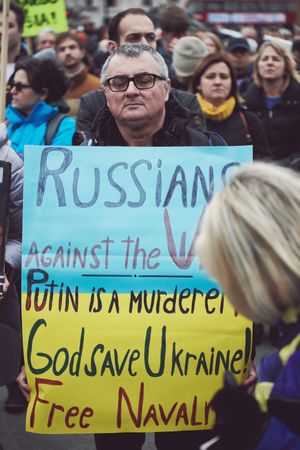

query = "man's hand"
210;371;267;450
243;361;258;395
3;274;10;293
16;365;30;401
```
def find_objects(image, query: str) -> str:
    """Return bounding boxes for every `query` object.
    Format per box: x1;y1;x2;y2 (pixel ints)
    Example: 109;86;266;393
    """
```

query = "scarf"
196;93;236;122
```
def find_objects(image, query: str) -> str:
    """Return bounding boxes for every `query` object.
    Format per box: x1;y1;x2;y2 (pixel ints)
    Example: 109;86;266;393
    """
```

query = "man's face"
56;38;84;69
0;10;22;52
36;31;56;51
228;48;251;74
161;31;186;54
104;52;170;128
117;14;156;48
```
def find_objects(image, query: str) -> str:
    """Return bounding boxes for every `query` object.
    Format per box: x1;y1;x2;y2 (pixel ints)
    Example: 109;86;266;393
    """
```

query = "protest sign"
22;145;252;434
17;0;68;37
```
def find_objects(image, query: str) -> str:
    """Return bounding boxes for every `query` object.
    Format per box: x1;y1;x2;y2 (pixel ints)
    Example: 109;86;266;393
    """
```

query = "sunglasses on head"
10;81;32;92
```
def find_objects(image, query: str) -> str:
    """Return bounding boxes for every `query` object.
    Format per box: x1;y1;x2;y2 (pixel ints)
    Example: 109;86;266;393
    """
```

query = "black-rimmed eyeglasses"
10;82;32;92
105;72;166;92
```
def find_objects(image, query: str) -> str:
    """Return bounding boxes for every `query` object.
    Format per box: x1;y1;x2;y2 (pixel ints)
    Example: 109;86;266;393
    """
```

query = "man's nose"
140;37;149;46
126;80;140;94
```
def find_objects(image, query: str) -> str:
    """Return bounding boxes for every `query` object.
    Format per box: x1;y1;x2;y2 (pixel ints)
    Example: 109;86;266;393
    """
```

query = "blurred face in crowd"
0;10;22;53
203;35;217;54
258;45;285;82
162;31;186;54
228;48;251;74
10;69;46;116
56;38;84;69
198;62;232;106
36;30;56;51
241;26;258;42
117;14;156;48
104;52;170;129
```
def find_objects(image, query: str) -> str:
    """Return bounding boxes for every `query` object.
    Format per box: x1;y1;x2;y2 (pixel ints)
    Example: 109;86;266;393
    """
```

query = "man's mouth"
124;103;143;107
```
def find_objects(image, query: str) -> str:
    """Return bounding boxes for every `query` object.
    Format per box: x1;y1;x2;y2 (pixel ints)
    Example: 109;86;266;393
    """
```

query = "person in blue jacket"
6;56;75;158
196;162;300;450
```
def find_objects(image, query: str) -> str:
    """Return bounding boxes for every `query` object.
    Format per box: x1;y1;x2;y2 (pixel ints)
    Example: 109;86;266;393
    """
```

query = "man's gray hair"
101;44;169;83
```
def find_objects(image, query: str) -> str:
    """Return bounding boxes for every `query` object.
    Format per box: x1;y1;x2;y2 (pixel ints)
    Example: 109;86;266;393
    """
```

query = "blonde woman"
245;42;300;166
197;163;300;450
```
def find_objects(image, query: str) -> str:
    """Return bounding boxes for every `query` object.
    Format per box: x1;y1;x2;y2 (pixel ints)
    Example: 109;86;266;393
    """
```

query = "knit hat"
173;36;208;77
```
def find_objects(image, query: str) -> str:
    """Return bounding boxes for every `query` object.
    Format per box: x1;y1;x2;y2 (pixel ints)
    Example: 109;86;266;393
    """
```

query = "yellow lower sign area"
22;289;252;434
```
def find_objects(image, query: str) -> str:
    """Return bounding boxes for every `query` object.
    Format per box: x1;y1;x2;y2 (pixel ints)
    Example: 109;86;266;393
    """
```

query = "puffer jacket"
6;101;75;158
245;80;300;165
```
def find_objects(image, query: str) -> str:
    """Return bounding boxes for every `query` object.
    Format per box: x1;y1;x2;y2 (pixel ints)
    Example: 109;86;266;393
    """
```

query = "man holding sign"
92;43;212;450
19;44;255;450
90;44;255;449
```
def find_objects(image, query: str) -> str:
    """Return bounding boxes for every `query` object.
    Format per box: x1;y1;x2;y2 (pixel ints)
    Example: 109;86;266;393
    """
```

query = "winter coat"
0;124;23;386
204;104;270;160
245;80;300;165
88;92;218;147
75;88;206;140
6;101;75;158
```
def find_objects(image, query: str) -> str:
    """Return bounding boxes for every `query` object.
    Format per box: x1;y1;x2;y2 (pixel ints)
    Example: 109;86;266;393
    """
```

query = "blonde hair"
196;162;300;324
253;41;300;87
202;31;224;53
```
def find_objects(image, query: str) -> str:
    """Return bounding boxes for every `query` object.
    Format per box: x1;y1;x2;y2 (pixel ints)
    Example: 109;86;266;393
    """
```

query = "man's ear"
108;40;117;53
103;85;109;104
165;80;171;102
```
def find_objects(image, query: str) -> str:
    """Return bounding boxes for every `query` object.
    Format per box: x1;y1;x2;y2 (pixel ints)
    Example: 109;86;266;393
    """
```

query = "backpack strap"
239;111;252;144
207;131;228;146
45;112;66;145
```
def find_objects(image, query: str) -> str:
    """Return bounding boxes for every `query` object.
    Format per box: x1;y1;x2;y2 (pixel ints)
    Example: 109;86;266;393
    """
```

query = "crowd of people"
0;2;300;450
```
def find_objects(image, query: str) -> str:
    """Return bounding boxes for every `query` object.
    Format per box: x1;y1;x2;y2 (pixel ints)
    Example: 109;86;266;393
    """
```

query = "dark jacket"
87;92;217;147
204;104;270;160
75;88;206;139
0;124;23;386
245;80;300;165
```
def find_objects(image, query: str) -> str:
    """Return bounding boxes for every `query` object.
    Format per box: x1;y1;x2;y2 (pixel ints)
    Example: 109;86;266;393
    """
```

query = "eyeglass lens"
108;73;159;91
